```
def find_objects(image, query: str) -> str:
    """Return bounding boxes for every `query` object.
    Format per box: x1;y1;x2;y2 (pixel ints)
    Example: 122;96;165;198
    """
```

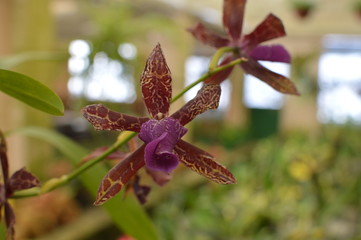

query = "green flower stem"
66;131;137;184
172;57;246;103
208;46;237;71
11;56;246;199
12;132;137;198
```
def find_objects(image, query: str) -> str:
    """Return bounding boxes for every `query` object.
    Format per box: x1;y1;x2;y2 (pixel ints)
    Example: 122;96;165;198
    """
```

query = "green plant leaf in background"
9;127;158;240
0;222;5;240
0;69;64;116
0;51;68;69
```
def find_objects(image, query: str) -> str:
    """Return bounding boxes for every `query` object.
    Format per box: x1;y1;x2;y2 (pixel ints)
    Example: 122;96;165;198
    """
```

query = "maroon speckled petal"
94;145;146;206
242;14;286;50
223;0;246;42
81;104;149;132
175;140;236;184
249;45;291;63
171;84;221;126
188;23;229;48
140;44;172;119
241;58;300;95
7;168;40;194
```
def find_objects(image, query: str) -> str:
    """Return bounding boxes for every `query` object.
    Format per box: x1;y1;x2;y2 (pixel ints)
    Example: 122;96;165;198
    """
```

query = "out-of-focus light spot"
198;8;221;25
318;86;361;125
185;56;230;112
69;39;91;57
67;40;136;103
243;61;290;110
68;57;89;74
319;53;361;86
318;36;361;125
67;76;83;96
118;43;137;60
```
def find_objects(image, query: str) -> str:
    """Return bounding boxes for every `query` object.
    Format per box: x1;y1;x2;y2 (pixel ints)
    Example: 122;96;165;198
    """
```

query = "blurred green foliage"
151;126;361;240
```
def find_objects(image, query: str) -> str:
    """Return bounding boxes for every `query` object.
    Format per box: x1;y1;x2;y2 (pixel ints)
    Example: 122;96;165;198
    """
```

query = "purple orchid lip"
139;117;187;173
143;132;179;173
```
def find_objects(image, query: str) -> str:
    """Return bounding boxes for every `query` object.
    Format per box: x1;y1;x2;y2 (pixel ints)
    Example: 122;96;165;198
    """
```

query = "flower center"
138;117;187;173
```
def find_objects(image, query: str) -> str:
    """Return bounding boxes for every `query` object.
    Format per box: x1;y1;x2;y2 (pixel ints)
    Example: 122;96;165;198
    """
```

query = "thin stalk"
208;46;237;71
66;131;137;183
172;57;246;102
12;132;137;198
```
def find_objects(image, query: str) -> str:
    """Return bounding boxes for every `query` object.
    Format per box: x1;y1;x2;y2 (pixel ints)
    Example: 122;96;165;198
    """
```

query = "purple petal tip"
249;45;291;63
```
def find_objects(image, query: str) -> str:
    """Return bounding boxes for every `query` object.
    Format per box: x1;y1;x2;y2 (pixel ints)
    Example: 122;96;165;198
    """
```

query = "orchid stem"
12;132;137;199
66;132;137;183
11;57;245;199
208;46;237;71
172;57;246;103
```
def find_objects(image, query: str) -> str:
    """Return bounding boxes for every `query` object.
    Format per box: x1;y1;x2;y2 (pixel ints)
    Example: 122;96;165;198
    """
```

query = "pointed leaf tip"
0;69;64;115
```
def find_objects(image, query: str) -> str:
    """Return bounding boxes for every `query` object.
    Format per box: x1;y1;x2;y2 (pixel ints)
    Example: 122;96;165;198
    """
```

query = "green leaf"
0;51;68;69
0;69;64;115
10;127;158;240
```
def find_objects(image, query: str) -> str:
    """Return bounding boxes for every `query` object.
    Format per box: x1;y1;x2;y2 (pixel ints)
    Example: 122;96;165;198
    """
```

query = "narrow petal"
223;0;246;41
242;14;286;49
7;168;40;194
81;104;149;132
94;145;146;206
0;184;5;203
249;45;291;63
171;84;221;126
5;202;15;240
188;23;229;48
0;130;9;182
205;55;235;84
141;44;172;119
132;175;151;205
241;58;300;95
175;140;236;184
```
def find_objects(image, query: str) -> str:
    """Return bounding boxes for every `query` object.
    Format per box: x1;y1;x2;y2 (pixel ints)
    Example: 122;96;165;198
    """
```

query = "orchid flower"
188;0;299;95
81;44;235;205
0;131;40;240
